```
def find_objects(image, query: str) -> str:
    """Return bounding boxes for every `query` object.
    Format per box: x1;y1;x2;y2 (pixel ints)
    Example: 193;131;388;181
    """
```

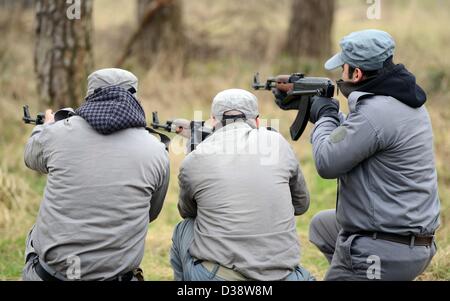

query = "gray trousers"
22;226;42;281
309;209;437;281
170;218;315;281
22;227;140;281
22;254;141;281
22;254;44;281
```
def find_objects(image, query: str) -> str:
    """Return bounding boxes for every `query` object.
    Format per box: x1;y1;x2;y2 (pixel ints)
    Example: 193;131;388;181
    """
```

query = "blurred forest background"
0;0;449;280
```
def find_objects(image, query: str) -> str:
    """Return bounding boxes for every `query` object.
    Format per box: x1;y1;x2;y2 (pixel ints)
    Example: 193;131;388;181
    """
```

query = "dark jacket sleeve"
283;136;310;216
290;164;310;216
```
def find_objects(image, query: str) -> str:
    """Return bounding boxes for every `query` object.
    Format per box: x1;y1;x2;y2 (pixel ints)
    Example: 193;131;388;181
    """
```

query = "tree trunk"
135;0;184;70
34;0;94;108
283;0;335;59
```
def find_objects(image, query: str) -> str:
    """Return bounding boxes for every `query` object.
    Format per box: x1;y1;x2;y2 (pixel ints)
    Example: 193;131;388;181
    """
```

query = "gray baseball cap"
86;68;138;97
211;89;259;121
325;29;396;71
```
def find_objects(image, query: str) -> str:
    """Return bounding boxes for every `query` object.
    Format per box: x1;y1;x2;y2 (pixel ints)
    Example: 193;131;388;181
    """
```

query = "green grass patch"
0;235;26;280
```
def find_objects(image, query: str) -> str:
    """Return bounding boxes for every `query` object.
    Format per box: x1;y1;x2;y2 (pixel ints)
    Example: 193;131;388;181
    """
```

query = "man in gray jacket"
22;68;170;281
170;89;314;281
300;30;440;280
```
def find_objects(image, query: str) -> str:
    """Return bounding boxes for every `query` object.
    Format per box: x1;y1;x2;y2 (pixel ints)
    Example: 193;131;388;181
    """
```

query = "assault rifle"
252;72;335;140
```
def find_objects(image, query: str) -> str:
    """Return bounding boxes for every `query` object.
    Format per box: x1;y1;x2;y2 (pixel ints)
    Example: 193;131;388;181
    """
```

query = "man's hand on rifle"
44;110;55;125
272;88;288;109
172;119;191;139
271;75;290;111
309;96;340;124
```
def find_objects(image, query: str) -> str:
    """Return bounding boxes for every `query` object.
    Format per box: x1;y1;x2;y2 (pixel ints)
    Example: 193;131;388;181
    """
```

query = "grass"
0;0;449;281
0;236;28;280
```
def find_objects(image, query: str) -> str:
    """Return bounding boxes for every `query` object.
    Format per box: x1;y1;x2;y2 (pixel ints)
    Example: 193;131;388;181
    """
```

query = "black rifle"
22;105;171;151
252;72;335;141
151;112;212;152
23;105;45;125
151;111;173;132
22;105;76;125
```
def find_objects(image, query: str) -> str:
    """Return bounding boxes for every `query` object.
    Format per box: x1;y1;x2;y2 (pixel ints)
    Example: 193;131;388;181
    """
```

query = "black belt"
34;260;60;281
357;231;434;247
33;259;135;281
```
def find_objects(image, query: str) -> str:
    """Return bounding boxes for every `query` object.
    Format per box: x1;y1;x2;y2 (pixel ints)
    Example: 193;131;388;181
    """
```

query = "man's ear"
255;117;260;129
352;68;364;83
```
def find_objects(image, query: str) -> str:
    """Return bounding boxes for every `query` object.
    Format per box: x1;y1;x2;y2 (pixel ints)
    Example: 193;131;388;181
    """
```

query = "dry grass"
0;0;448;280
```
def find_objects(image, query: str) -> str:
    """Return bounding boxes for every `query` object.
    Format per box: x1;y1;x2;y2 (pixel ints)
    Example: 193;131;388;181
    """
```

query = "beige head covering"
211;89;259;121
86;68;138;97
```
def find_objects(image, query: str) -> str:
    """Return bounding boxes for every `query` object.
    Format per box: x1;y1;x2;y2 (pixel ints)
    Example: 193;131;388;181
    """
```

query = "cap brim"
324;52;345;71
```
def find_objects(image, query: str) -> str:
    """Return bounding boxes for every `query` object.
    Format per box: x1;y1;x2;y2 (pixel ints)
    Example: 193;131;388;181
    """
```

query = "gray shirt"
24;116;169;280
311;92;440;235
178;122;310;281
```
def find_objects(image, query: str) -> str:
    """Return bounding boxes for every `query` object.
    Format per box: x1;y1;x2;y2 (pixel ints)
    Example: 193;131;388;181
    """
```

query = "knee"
309;209;337;246
310;210;333;237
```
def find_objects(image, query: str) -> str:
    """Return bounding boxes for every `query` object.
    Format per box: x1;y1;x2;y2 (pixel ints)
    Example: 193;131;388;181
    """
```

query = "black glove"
309;96;340;124
272;88;301;111
272;88;288;109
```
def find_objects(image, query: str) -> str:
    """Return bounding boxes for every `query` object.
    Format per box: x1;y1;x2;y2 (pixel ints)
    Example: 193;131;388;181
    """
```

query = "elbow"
294;195;310;216
316;165;338;179
149;212;159;223
24;142;48;174
177;203;196;219
149;208;161;223
149;200;165;223
295;204;309;216
23;154;42;173
180;211;196;219
314;154;339;179
24;144;33;170
313;142;342;179
24;157;32;171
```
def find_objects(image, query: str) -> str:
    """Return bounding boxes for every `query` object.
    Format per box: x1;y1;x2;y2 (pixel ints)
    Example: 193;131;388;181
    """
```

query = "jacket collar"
348;91;374;113
213;121;253;134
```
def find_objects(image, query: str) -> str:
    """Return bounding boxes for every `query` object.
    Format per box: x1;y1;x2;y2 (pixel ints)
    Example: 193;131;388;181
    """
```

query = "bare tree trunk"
34;0;94;108
135;0;184;70
283;0;335;59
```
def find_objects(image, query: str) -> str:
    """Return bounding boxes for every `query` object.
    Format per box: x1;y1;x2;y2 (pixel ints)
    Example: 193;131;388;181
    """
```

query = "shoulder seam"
357;108;383;149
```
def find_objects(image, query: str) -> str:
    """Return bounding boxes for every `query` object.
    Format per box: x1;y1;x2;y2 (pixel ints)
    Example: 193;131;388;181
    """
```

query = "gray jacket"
24;116;169;280
311;92;440;235
178;122;310;281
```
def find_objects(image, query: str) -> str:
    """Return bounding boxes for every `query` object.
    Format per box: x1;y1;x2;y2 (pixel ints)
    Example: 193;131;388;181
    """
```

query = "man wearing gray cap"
22;68;170;281
299;29;440;280
170;89;314;281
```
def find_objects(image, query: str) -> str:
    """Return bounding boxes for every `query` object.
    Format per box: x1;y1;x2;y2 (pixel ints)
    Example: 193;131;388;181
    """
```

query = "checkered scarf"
76;86;147;135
